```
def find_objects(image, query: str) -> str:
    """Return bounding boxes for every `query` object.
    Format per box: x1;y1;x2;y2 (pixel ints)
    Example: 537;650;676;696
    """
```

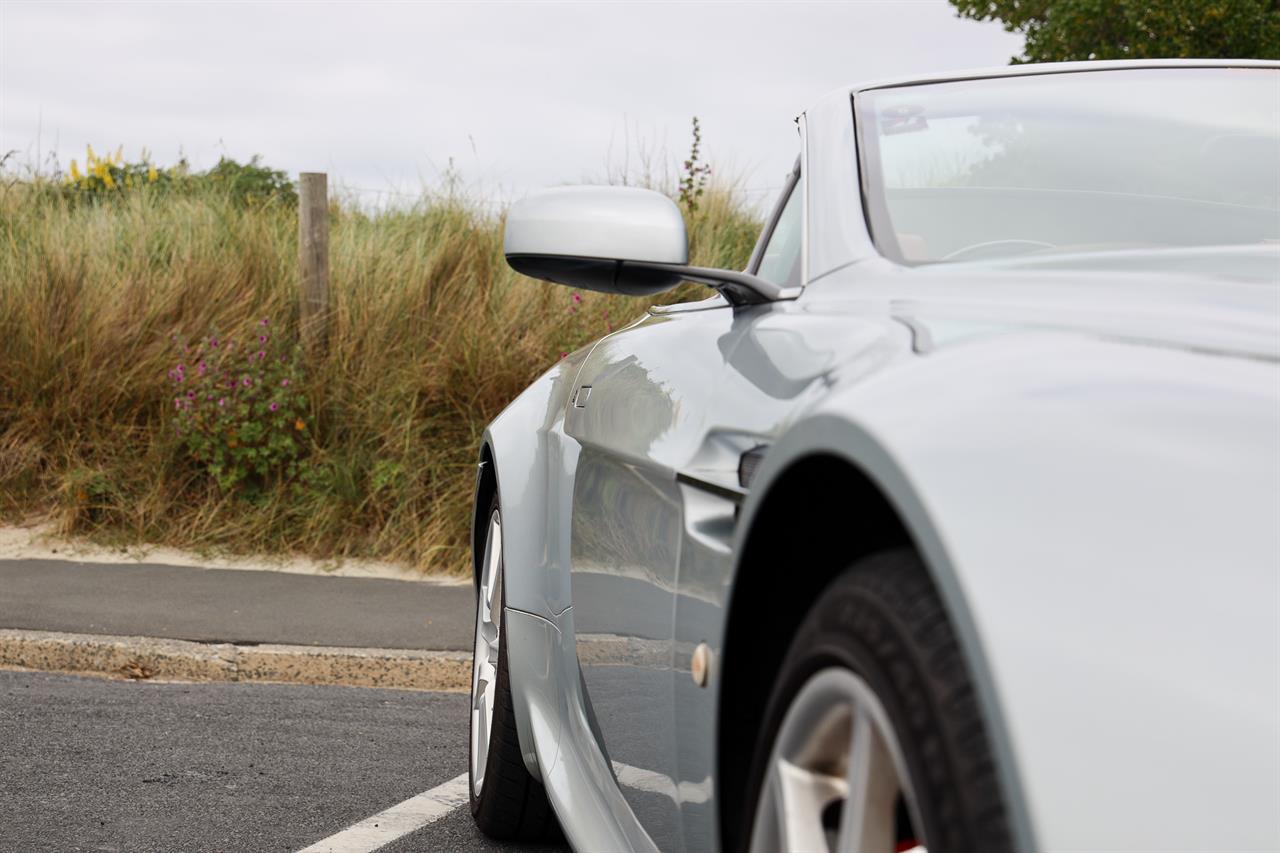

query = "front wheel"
468;498;560;841
744;549;1014;853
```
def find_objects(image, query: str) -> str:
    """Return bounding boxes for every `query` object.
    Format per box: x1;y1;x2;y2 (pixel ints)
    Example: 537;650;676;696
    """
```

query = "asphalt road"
0;559;472;650
0;669;568;853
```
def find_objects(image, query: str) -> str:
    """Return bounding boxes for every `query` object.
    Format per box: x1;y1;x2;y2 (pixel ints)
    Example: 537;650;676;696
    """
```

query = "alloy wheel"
749;667;926;853
470;509;503;797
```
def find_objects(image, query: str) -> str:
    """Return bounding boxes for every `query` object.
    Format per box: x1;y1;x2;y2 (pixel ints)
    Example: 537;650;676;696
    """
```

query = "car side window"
755;178;803;288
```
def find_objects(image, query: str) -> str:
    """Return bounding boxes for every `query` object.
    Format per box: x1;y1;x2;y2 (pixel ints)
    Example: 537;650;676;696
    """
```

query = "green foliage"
61;147;295;207
202;156;298;207
63;145;180;196
951;0;1280;62
678;117;712;214
65;467;121;527
369;459;406;494
170;322;309;494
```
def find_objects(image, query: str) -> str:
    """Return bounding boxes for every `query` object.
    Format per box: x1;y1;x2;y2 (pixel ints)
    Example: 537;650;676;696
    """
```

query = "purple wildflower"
269;402;279;412
572;293;582;304
186;390;196;399
258;335;267;344
197;361;207;377
218;398;227;407
260;318;269;327
242;377;252;387
209;338;219;348
257;350;266;360
281;378;290;387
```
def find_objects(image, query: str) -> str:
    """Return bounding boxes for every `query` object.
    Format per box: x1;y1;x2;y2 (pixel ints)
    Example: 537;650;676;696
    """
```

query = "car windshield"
856;68;1280;267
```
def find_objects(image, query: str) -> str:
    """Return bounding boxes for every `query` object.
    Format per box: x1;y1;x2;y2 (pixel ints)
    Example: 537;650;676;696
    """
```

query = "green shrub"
62;147;295;207
201;156;297;207
169;320;309;494
63;145;178;196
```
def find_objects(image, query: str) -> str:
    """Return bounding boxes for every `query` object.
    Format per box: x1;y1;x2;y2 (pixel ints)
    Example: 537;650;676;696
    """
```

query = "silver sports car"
467;60;1280;853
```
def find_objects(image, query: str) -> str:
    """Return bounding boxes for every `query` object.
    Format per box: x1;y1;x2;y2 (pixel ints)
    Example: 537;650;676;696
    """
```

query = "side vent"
738;445;769;489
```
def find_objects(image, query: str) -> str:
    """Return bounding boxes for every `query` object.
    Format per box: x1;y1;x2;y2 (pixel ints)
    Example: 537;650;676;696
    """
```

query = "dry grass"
0;179;760;574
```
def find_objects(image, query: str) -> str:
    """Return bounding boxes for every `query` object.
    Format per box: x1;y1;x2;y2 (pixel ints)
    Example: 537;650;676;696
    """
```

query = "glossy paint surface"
479;61;1280;853
566;308;731;849
503;186;688;264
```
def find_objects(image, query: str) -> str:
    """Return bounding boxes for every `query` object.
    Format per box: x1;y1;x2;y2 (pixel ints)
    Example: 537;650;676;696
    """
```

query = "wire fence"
336;182;786;215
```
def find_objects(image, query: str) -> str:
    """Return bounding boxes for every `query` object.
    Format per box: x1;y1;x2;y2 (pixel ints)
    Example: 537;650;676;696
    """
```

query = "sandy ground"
0;521;466;584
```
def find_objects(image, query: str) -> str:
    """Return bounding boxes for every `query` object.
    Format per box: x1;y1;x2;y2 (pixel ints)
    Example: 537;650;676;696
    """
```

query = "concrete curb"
0;629;471;692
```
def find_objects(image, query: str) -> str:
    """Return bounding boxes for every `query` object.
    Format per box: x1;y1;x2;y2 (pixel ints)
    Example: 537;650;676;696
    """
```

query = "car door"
564;169;806;849
565;296;735;850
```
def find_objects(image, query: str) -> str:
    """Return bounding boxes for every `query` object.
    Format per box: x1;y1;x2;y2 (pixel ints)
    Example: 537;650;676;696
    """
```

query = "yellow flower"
125;175;133;188
103;172;115;189
69;160;82;181
86;144;97;165
147;165;158;183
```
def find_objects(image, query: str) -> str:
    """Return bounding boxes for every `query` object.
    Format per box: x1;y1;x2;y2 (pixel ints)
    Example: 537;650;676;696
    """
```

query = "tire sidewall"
740;555;954;853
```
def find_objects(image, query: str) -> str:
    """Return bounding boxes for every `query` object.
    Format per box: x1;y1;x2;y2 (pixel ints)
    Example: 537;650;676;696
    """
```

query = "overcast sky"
1;1;1022;207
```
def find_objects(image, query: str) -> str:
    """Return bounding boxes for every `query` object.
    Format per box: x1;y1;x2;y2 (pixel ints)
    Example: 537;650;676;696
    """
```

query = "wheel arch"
716;414;1038;853
472;441;497;591
716;451;912;850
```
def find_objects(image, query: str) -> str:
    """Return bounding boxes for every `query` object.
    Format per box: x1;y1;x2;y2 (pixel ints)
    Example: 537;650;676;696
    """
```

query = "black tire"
742;548;1015;853
468;497;561;842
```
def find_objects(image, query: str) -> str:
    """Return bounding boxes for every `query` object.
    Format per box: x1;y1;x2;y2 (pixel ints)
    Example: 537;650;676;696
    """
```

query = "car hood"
878;246;1280;362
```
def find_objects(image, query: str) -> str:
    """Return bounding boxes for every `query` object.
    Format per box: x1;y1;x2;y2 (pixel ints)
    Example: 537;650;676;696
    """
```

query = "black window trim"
746;157;802;277
852;91;913;267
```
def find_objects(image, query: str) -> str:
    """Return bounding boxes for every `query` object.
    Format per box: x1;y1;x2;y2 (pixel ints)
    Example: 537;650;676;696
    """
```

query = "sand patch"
0;522;465;584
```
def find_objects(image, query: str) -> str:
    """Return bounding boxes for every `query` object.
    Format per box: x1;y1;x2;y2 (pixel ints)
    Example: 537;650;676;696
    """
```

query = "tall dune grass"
0;179;761;573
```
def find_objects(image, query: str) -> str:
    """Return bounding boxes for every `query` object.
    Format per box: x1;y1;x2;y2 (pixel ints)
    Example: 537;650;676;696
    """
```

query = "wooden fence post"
298;172;329;354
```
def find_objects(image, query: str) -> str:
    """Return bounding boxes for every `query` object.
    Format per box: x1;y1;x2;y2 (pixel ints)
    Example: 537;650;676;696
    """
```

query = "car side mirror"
504;186;796;305
504;186;688;296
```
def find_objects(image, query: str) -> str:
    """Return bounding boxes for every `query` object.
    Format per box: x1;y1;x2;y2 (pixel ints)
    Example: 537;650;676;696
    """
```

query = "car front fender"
738;332;1280;853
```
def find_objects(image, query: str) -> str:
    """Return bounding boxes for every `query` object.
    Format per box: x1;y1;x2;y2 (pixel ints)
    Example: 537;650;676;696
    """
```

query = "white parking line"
296;772;470;853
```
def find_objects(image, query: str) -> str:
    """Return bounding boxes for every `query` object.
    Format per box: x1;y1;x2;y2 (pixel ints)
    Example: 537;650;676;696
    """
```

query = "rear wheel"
468;499;560;841
744;549;1014;853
